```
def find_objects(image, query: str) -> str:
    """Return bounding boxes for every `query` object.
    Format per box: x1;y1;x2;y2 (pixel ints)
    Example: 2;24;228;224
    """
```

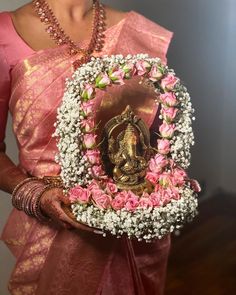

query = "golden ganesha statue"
100;105;155;195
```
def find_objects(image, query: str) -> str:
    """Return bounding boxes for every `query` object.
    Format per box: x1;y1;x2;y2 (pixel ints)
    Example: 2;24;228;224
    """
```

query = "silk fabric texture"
0;10;173;295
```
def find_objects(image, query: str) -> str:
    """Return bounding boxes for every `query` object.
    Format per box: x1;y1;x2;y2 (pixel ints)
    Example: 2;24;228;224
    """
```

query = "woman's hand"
40;187;103;234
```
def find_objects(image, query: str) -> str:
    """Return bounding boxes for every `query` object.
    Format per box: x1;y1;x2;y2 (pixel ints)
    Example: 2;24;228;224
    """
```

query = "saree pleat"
1;11;173;295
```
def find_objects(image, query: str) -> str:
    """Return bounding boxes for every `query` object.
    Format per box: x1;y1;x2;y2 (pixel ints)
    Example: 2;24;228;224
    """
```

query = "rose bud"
81;100;96;116
161;107;178;122
159;92;178;107
159;122;176;138
135;60;151;76
161;74;179;91
81;84;95;101
121;62;136;79
95;73;111;89
108;67;125;85
149;65;164;81
189;179;201;193
157;139;171;155
83;133;97;149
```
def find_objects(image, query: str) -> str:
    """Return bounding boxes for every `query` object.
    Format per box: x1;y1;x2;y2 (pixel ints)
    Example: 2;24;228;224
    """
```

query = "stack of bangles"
11;176;64;222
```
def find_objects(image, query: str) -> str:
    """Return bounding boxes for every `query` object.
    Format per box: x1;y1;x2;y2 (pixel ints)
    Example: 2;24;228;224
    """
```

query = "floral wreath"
54;54;201;242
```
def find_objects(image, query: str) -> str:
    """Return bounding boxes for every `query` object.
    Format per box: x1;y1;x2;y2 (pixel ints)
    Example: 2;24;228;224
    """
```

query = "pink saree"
0;11;173;295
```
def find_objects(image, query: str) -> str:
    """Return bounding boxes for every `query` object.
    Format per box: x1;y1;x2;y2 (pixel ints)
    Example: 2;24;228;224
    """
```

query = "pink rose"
159;172;172;188
149;192;162;207
139;197;153;208
171;167;187;186
68;185;90;204
159;122;175;138
91;165;105;178
189;179;201;193
149;65;163;81
157;139;171;155
83;133;97;149
159;92;178;107
81;84;95;100
82;100;96;116
141;192;150;198
87;179;100;190
125;192;139;211
145;172;159;184
149;154;168;173
160;188;172;205
95;73;111;89
159;187;180;203
122;62;136;78
161;74;179;91
161;107;178;122
92;190;111;209
111;193;126;210
117;190;129;202
105;181;118;194
81;118;95;132
168;187;181;200
85;149;101;165
154;183;161;192
169;159;176;170
109;67;125;85
126;190;138;198
149;158;160;173
135;60;151;76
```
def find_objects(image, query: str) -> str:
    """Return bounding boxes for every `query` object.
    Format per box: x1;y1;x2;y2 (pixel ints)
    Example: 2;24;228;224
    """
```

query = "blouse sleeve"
0;46;11;151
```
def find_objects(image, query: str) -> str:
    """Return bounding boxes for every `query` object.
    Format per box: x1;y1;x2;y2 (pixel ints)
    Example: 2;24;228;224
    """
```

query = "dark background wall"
1;0;235;293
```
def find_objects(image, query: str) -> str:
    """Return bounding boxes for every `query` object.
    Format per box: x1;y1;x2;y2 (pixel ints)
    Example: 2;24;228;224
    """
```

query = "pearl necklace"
33;0;106;69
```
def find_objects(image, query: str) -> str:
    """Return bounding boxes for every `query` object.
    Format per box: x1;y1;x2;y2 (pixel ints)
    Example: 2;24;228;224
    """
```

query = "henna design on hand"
40;187;104;233
40;188;72;229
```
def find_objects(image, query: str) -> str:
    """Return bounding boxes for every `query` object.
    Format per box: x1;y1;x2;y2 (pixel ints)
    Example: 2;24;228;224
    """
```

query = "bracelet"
11;175;64;222
24;184;45;218
43;176;64;188
12;177;39;202
12;179;43;210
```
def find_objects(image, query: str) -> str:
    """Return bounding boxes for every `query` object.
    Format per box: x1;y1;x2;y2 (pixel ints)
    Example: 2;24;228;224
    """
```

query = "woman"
0;0;173;294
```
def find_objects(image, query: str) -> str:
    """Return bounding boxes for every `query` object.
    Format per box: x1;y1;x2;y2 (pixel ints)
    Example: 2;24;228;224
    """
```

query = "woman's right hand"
40;187;103;235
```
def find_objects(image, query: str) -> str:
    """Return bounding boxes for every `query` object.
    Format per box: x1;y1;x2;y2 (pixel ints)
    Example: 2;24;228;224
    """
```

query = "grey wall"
105;0;236;195
1;0;235;294
220;1;236;191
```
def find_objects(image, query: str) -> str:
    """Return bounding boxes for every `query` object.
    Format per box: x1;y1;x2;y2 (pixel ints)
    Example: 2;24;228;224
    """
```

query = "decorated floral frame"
54;54;200;242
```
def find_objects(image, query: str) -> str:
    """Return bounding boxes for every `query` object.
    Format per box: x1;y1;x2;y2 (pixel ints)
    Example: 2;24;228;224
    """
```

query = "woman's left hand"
40;187;104;235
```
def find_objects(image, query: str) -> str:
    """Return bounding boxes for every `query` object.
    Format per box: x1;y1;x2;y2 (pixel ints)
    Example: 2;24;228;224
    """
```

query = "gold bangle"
42;175;64;188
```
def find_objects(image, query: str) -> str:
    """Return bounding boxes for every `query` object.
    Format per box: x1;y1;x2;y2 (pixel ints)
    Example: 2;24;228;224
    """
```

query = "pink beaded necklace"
33;0;106;69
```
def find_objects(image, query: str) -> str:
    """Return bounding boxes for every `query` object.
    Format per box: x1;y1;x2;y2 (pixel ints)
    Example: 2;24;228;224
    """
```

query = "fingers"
93;229;104;235
53;202;104;234
41;189;104;235
58;193;71;206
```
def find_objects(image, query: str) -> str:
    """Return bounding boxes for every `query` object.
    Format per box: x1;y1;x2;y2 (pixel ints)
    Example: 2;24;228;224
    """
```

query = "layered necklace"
33;0;106;69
